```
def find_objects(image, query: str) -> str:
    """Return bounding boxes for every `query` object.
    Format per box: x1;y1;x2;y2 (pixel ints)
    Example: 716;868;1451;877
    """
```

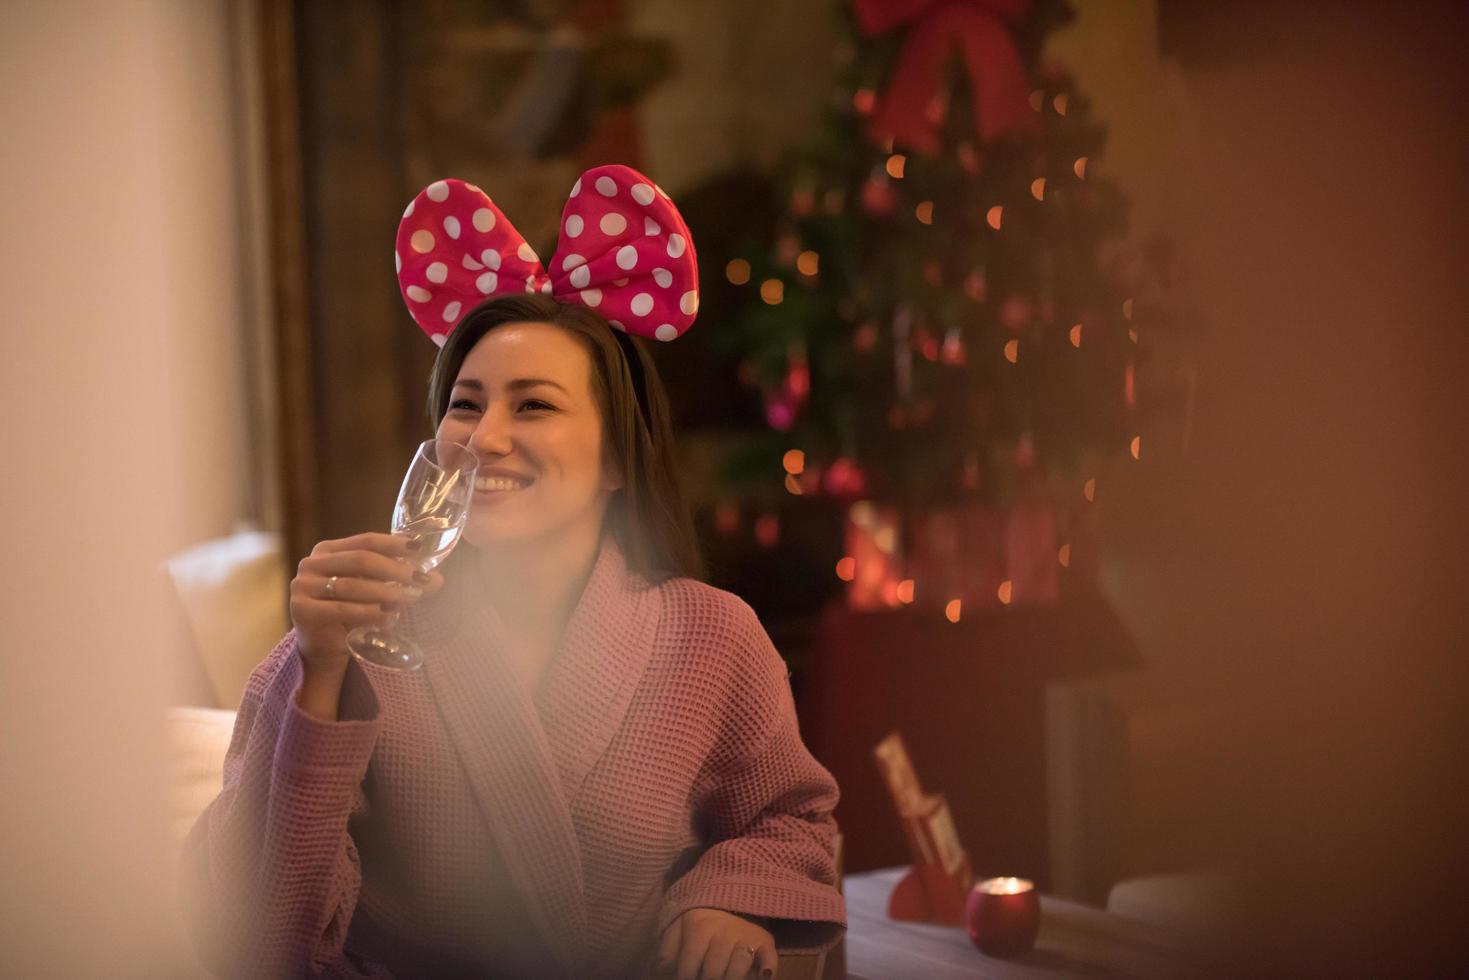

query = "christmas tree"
706;0;1150;518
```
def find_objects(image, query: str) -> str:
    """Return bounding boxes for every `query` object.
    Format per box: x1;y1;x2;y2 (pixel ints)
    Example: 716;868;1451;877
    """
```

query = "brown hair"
425;294;703;583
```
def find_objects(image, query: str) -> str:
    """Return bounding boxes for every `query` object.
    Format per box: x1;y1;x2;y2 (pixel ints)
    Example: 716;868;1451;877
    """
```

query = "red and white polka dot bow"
395;164;700;347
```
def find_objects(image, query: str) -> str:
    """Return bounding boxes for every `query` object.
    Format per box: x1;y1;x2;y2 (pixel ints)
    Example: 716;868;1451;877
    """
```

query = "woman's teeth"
475;475;531;492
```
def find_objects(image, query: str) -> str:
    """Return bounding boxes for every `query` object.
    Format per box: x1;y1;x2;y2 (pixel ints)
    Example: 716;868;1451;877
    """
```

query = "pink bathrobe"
181;537;845;979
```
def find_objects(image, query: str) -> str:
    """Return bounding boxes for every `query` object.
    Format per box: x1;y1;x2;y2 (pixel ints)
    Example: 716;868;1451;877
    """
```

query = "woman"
181;167;846;980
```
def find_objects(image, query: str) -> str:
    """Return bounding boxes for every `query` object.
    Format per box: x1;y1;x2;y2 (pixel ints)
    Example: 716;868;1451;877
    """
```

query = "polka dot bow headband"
395;164;700;347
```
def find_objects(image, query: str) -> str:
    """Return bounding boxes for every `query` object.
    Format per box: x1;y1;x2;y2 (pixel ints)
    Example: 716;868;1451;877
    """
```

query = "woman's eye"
448;398;553;414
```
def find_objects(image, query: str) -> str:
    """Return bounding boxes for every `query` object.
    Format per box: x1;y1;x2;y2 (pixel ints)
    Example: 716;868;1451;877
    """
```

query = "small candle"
966;876;1040;957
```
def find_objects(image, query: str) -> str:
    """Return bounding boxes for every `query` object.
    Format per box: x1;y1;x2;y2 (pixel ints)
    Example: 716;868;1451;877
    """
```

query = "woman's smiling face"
436;321;621;551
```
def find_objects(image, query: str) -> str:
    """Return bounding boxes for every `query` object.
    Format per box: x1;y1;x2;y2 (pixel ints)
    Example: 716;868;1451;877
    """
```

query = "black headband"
610;327;652;424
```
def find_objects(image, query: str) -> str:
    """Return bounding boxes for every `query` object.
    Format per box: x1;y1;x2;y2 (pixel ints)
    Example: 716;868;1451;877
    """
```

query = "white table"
842;868;1218;979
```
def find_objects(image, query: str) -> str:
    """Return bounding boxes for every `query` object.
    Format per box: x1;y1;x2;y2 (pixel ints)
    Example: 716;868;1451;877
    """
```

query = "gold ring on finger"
324;575;338;599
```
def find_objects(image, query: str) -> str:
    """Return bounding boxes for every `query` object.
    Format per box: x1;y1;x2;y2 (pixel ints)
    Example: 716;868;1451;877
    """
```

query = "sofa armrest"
164;705;237;850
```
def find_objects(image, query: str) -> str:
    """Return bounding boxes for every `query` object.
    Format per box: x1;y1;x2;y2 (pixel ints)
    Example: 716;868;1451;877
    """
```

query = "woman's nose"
469;407;513;455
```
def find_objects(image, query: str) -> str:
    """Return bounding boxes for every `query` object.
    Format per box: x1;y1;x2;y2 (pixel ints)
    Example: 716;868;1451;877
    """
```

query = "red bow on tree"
852;0;1035;155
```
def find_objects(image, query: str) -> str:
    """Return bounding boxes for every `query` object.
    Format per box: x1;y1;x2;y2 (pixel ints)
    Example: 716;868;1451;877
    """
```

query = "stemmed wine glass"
347;437;479;670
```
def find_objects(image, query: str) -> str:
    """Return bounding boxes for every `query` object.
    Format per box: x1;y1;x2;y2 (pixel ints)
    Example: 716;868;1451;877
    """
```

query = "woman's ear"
600;456;625;493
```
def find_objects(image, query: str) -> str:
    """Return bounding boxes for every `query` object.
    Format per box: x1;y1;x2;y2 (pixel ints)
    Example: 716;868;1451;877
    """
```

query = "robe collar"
395;533;664;970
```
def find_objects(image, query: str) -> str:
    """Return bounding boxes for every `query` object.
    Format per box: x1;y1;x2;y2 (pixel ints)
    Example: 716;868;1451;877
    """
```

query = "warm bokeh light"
915;201;934;224
885;154;906;179
997;580;1013;604
1058;544;1071;568
1083;477;1096;502
787;360;810;397
957;142;981;173
897;579;915;603
1069;323;1083;347
713;503;740;537
1027;89;1043;111
945;599;962;623
854;321;878;351
754;513;780;547
1030;177;1046;201
1052;93;1069;115
760;278;784;304
725;258;750;285
782;448;805;474
784;474;803;495
1122;297;1134;320
940;329;965;365
1124;362;1136;407
986;205;1003;230
835;556;856;581
874;525;896;553
1004;338;1019;363
797;250;820;277
1130;435;1142;459
964;268;986;301
1128;327;1139;344
1073;156;1089;179
880;580;901;608
853;88;876;114
825;457;862;495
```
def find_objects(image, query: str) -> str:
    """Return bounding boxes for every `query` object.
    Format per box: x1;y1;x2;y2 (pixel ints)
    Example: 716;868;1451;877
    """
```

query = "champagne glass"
347;437;479;670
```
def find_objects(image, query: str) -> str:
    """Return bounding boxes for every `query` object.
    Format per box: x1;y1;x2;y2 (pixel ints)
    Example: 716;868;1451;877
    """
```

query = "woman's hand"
655;908;777;980
289;531;443;680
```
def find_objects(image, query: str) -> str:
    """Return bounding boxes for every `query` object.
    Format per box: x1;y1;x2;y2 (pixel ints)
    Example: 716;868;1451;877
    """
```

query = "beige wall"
1045;0;1184;234
0;0;251;971
632;0;838;191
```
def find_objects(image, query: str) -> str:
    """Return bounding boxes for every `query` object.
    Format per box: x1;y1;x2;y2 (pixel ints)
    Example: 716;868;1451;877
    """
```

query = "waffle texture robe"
180;536;845;978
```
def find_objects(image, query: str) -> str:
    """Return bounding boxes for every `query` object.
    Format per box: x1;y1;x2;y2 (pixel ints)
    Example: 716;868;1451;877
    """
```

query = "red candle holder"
965;876;1040;958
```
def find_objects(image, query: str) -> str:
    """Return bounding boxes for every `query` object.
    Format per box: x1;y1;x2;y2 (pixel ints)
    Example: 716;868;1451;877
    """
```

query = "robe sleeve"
178;630;397;979
657;601;848;954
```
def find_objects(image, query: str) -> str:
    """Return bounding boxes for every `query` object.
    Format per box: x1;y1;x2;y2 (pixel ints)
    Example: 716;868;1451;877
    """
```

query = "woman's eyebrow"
451;378;569;395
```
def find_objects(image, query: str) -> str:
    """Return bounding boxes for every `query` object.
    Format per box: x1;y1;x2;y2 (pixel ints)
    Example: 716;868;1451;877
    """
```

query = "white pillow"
167;530;288;709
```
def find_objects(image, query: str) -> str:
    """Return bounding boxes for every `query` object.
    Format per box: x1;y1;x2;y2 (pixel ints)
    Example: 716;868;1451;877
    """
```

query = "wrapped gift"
874;732;975;924
844;501;905;610
844;502;1064;612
